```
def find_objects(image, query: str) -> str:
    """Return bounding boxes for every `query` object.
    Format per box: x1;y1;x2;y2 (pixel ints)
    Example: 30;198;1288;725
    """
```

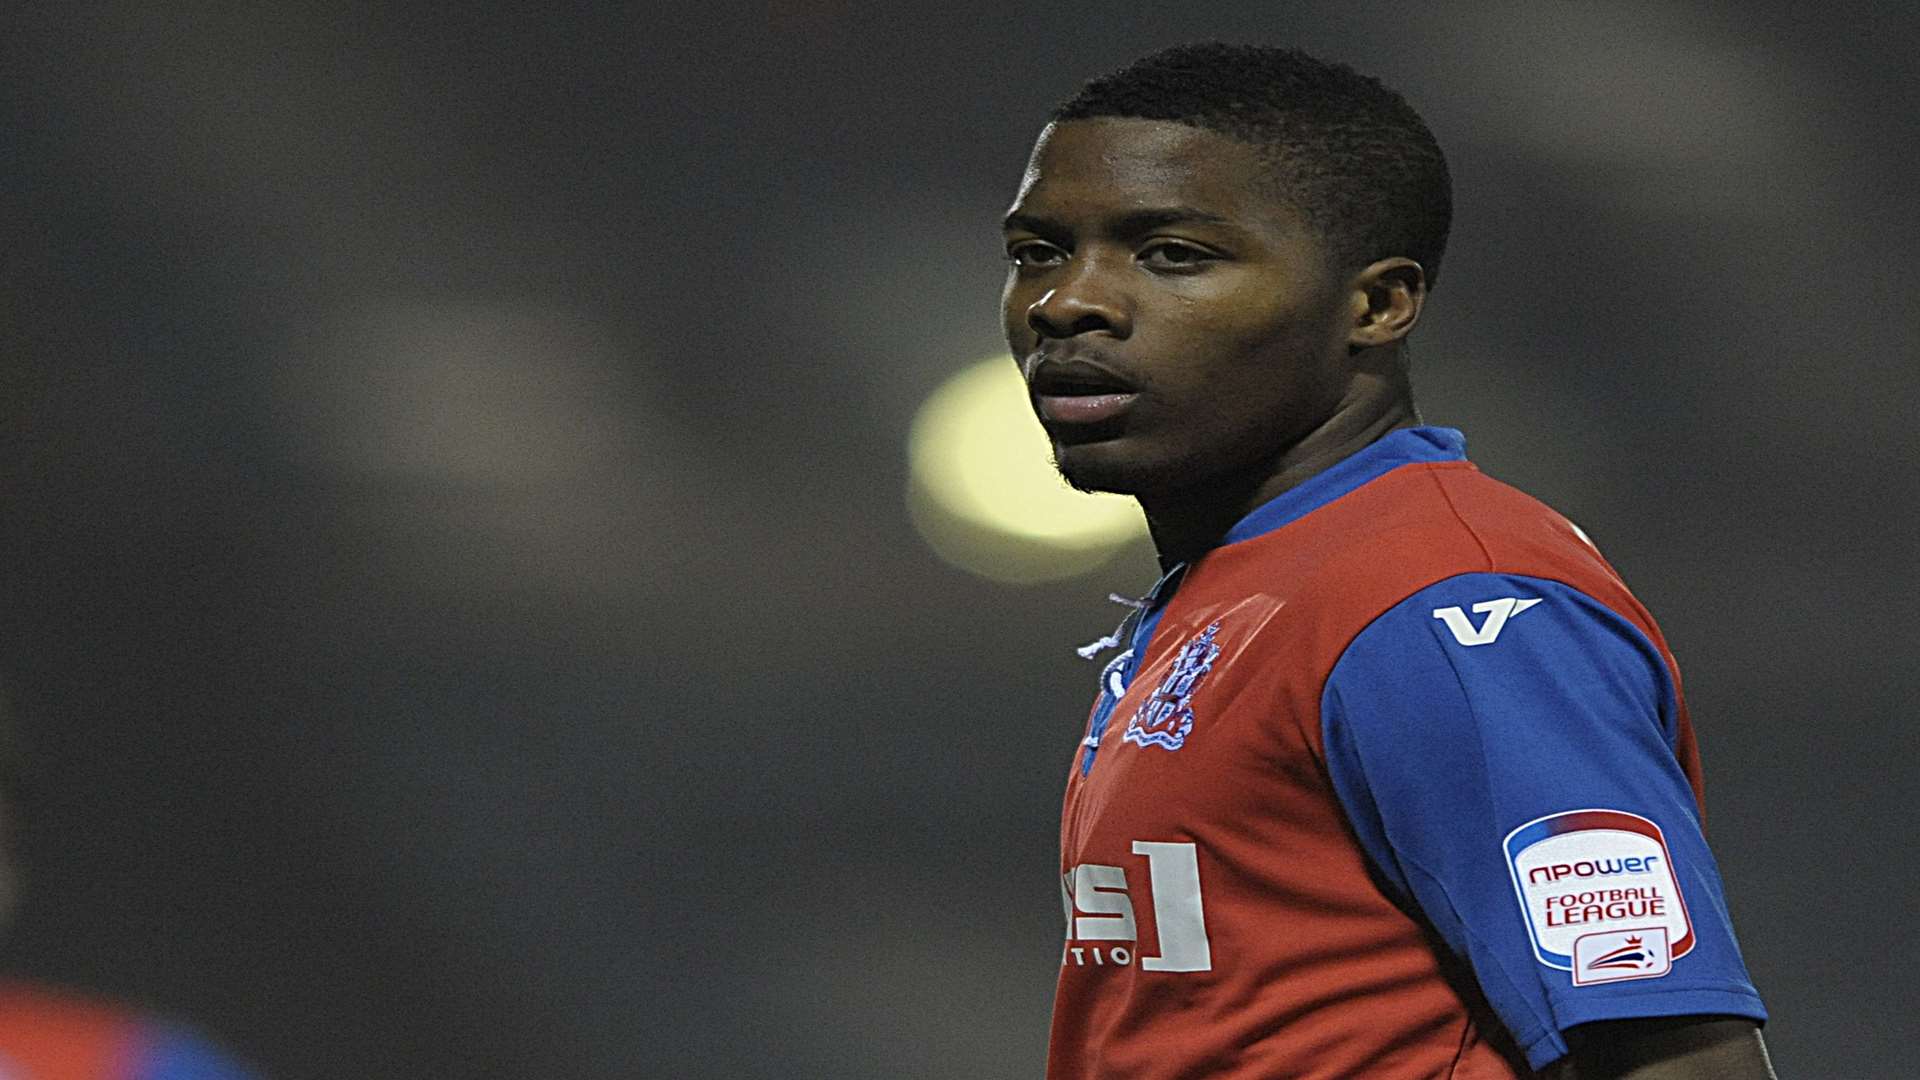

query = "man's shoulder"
1204;460;1633;651
1414;461;1601;559
1304;459;1605;579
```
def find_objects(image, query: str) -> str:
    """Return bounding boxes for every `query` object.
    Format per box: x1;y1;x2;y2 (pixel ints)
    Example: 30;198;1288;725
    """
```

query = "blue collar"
1219;426;1468;547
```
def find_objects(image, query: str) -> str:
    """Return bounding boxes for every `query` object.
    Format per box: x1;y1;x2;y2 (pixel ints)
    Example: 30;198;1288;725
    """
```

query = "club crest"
1121;621;1221;752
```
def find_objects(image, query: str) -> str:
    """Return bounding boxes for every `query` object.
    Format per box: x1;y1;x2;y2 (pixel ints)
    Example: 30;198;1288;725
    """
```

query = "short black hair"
1053;42;1453;286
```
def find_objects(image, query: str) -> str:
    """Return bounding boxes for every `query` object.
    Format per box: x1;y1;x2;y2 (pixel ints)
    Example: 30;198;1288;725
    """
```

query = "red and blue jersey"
0;981;257;1080
1049;427;1764;1079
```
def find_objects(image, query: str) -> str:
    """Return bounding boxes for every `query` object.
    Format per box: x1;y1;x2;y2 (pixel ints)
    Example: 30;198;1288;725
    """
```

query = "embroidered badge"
1121;622;1221;752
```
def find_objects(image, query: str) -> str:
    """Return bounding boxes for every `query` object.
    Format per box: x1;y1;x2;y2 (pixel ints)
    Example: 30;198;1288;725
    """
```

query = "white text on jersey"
1061;841;1213;972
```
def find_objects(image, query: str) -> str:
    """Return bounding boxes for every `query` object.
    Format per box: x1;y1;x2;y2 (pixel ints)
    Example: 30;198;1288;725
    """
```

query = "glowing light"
907;356;1145;583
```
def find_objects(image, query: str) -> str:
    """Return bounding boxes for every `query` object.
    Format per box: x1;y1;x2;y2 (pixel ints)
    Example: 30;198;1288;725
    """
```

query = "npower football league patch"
1504;809;1694;985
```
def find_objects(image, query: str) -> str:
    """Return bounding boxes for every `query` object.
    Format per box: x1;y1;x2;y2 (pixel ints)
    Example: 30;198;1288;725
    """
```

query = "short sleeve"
1320;572;1765;1071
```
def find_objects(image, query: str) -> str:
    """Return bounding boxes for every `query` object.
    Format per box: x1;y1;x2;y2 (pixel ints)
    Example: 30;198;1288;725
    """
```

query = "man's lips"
1025;353;1139;426
1036;391;1139;425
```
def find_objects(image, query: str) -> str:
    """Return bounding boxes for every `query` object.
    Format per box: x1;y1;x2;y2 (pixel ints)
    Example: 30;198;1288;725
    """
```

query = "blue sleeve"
134;1024;263;1080
1321;572;1765;1071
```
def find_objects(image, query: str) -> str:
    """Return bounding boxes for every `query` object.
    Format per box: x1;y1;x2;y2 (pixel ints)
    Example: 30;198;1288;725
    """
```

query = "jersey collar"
1219;425;1468;547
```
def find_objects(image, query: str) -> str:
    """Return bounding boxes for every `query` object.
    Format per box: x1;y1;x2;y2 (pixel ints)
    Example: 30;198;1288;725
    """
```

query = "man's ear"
1347;257;1427;351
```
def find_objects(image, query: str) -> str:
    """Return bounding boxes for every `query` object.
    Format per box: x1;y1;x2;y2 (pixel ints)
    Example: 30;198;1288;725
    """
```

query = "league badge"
1121;622;1221;752
1572;927;1672;985
1504;808;1693;981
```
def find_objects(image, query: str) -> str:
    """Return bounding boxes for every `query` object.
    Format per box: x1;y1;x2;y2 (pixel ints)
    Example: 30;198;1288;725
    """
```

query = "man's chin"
1052;444;1153;497
1059;469;1135;496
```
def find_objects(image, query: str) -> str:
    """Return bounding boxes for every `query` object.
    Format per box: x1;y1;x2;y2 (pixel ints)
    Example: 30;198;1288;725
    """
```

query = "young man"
1002;44;1772;1079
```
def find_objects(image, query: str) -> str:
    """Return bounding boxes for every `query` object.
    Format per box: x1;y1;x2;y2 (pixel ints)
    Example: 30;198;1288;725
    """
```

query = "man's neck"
1141;396;1420;570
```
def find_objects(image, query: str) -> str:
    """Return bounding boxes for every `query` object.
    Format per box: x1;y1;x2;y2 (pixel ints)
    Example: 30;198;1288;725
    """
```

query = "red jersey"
1048;428;1763;1078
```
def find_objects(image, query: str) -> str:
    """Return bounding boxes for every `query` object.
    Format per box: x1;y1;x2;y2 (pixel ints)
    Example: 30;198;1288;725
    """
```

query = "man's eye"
1139;242;1215;269
1007;241;1066;267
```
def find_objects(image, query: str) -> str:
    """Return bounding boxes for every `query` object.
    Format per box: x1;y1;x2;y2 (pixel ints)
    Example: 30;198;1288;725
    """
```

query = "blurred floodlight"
269;299;693;597
278;302;631;485
907;356;1144;583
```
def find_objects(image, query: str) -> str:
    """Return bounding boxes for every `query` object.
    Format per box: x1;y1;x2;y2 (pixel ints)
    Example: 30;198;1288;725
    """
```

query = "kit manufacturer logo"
1433;597;1542;645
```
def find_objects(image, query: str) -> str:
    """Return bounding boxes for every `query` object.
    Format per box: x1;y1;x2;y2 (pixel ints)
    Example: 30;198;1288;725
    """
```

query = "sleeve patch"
1503;809;1695;984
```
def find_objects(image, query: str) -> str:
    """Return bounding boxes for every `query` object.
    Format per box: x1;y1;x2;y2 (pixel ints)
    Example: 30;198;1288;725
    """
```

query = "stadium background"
2;3;1913;1076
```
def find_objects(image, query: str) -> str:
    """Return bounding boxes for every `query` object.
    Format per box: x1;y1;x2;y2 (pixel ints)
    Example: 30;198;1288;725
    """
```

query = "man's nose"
1026;258;1132;340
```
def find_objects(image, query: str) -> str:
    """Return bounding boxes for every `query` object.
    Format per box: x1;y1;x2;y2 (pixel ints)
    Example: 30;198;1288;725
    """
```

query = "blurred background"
2;2;1914;1076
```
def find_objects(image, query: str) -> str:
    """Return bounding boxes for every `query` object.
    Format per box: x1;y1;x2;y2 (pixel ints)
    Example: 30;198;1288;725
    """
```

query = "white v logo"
1431;597;1543;646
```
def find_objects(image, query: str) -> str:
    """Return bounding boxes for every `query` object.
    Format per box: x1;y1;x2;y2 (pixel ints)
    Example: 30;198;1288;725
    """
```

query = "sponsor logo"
1573;927;1672;985
1061;841;1213;972
1432;596;1542;646
1121;622;1221;752
1504;809;1693;978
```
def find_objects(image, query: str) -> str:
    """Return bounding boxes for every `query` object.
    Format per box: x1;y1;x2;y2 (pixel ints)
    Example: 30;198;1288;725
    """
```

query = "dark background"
2;3;1914;1077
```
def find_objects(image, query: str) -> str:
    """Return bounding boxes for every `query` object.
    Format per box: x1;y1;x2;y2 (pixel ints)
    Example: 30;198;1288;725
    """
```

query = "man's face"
1001;118;1358;499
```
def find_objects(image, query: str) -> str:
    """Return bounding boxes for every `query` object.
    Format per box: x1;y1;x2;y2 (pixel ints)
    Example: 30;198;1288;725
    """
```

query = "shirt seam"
1424;466;1498;572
